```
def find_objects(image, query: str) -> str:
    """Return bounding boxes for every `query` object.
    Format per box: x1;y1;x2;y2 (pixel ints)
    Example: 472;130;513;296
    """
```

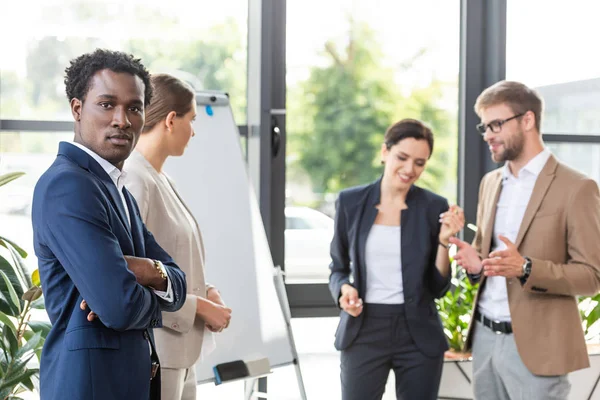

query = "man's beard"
492;130;525;163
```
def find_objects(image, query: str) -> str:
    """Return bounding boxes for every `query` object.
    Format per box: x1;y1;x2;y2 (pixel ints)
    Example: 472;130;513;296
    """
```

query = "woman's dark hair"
64;48;153;106
384;118;434;158
143;74;195;132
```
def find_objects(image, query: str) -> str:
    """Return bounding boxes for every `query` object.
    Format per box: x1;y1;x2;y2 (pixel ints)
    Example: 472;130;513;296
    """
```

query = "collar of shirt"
502;147;552;182
70;141;127;191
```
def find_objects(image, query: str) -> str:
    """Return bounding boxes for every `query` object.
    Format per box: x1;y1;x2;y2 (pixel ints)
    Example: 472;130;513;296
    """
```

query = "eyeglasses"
476;113;524;135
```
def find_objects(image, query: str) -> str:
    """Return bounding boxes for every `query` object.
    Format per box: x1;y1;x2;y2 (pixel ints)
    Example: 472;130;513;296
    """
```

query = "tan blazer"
124;150;208;369
466;154;600;376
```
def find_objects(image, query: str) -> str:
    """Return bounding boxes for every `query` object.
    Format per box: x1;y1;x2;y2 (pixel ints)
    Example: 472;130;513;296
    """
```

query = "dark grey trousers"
340;303;444;400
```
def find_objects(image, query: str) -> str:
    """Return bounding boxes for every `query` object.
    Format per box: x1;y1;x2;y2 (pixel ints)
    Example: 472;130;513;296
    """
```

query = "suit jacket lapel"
481;171;503;258
58;142;133;241
400;186;419;285
514;156;558;249
123;189;144;256
354;179;381;295
103;180;132;237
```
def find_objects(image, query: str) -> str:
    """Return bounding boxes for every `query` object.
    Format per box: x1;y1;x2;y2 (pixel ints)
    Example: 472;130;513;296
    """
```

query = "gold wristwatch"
153;259;168;280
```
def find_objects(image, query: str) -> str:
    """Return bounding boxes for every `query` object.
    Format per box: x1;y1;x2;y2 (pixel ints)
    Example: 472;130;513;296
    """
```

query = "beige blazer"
124;150;208;369
465;155;600;375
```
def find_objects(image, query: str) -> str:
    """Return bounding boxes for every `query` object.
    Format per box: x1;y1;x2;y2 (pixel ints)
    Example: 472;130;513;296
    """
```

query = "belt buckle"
151;361;159;380
493;320;503;335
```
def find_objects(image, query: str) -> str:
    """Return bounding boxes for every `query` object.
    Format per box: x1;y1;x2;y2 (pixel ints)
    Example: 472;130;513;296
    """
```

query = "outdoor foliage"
0;173;50;400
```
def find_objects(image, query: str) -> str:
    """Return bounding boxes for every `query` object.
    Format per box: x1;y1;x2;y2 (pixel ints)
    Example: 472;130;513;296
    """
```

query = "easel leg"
294;359;308;400
244;378;257;400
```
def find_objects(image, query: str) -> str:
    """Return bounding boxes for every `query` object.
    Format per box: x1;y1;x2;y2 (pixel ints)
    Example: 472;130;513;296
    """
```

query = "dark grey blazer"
329;178;451;357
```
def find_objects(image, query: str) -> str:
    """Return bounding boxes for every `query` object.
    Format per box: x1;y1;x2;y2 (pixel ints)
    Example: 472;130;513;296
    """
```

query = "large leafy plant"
435;257;477;353
579;295;600;340
0;172;50;400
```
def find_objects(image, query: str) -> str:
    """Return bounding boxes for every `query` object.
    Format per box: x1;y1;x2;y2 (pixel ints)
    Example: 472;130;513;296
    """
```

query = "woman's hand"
439;205;465;245
206;287;231;332
196;296;232;333
339;284;363;317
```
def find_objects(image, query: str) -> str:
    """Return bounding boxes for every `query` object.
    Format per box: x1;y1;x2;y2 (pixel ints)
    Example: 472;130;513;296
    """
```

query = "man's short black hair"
64;49;153;106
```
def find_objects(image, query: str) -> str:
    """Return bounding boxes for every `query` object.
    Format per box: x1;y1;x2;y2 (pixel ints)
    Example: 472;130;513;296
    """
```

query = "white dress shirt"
70;142;173;302
477;148;552;321
364;224;404;304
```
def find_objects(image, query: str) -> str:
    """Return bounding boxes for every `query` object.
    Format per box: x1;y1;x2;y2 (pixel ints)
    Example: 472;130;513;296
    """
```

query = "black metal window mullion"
543;134;600;143
0;119;249;136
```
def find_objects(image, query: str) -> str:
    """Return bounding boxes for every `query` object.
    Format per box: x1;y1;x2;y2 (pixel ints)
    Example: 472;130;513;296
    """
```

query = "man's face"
71;69;145;169
479;104;525;163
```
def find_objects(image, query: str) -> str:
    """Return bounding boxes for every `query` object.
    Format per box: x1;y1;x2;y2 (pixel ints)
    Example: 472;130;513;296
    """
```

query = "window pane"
0;0;248;123
507;1;600;135
547;143;600;184
285;0;460;283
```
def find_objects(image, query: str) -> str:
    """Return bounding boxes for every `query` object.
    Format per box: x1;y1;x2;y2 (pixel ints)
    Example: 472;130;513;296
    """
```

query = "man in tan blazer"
450;80;600;400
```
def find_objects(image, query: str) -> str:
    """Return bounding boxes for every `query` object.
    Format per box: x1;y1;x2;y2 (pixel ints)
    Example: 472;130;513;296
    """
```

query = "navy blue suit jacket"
32;142;187;400
329;178;451;357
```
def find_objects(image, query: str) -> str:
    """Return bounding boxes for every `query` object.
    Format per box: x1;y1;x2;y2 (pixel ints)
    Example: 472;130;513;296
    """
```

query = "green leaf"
0;256;25;315
0;237;27;260
26;321;51;339
0;271;20;314
0;172;25;188
0;367;37;393
16;332;41;360
0;312;17;337
4;326;18;357
2;354;35;383
0;387;12;399
0;350;8;375
20;375;34;391
0;291;15;316
6;246;30;290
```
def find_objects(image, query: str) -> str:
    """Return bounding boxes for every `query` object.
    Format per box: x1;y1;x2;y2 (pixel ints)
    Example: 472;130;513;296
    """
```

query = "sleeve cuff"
153;277;173;302
152;261;173;302
161;294;198;333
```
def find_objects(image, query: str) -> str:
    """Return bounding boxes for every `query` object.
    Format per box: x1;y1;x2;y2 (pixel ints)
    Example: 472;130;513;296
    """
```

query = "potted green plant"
0;172;50;400
436;257;477;359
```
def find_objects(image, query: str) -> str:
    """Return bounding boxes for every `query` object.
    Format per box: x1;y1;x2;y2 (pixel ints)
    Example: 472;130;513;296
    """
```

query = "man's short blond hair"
474;81;544;132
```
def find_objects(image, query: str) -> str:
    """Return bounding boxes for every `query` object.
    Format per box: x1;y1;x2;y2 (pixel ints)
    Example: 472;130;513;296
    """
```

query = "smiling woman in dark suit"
329;119;465;400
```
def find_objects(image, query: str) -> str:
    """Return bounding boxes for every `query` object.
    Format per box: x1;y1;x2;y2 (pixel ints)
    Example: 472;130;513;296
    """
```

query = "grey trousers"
340;304;444;400
160;366;197;400
472;320;571;400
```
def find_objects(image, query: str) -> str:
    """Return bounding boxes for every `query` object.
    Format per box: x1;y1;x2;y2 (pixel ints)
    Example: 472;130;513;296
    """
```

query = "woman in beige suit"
124;74;232;400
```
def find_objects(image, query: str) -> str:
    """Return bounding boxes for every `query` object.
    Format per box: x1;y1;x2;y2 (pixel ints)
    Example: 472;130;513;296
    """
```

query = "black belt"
475;310;512;334
143;330;160;380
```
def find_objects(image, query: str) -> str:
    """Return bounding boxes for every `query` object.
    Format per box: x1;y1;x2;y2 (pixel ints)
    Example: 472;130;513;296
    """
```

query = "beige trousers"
161;366;197;400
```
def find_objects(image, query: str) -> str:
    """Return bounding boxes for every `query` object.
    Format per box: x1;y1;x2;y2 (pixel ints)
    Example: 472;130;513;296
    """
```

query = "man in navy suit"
32;49;187;400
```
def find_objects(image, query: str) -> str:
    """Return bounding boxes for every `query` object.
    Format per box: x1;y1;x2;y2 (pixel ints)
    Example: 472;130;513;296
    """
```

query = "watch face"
521;257;532;277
